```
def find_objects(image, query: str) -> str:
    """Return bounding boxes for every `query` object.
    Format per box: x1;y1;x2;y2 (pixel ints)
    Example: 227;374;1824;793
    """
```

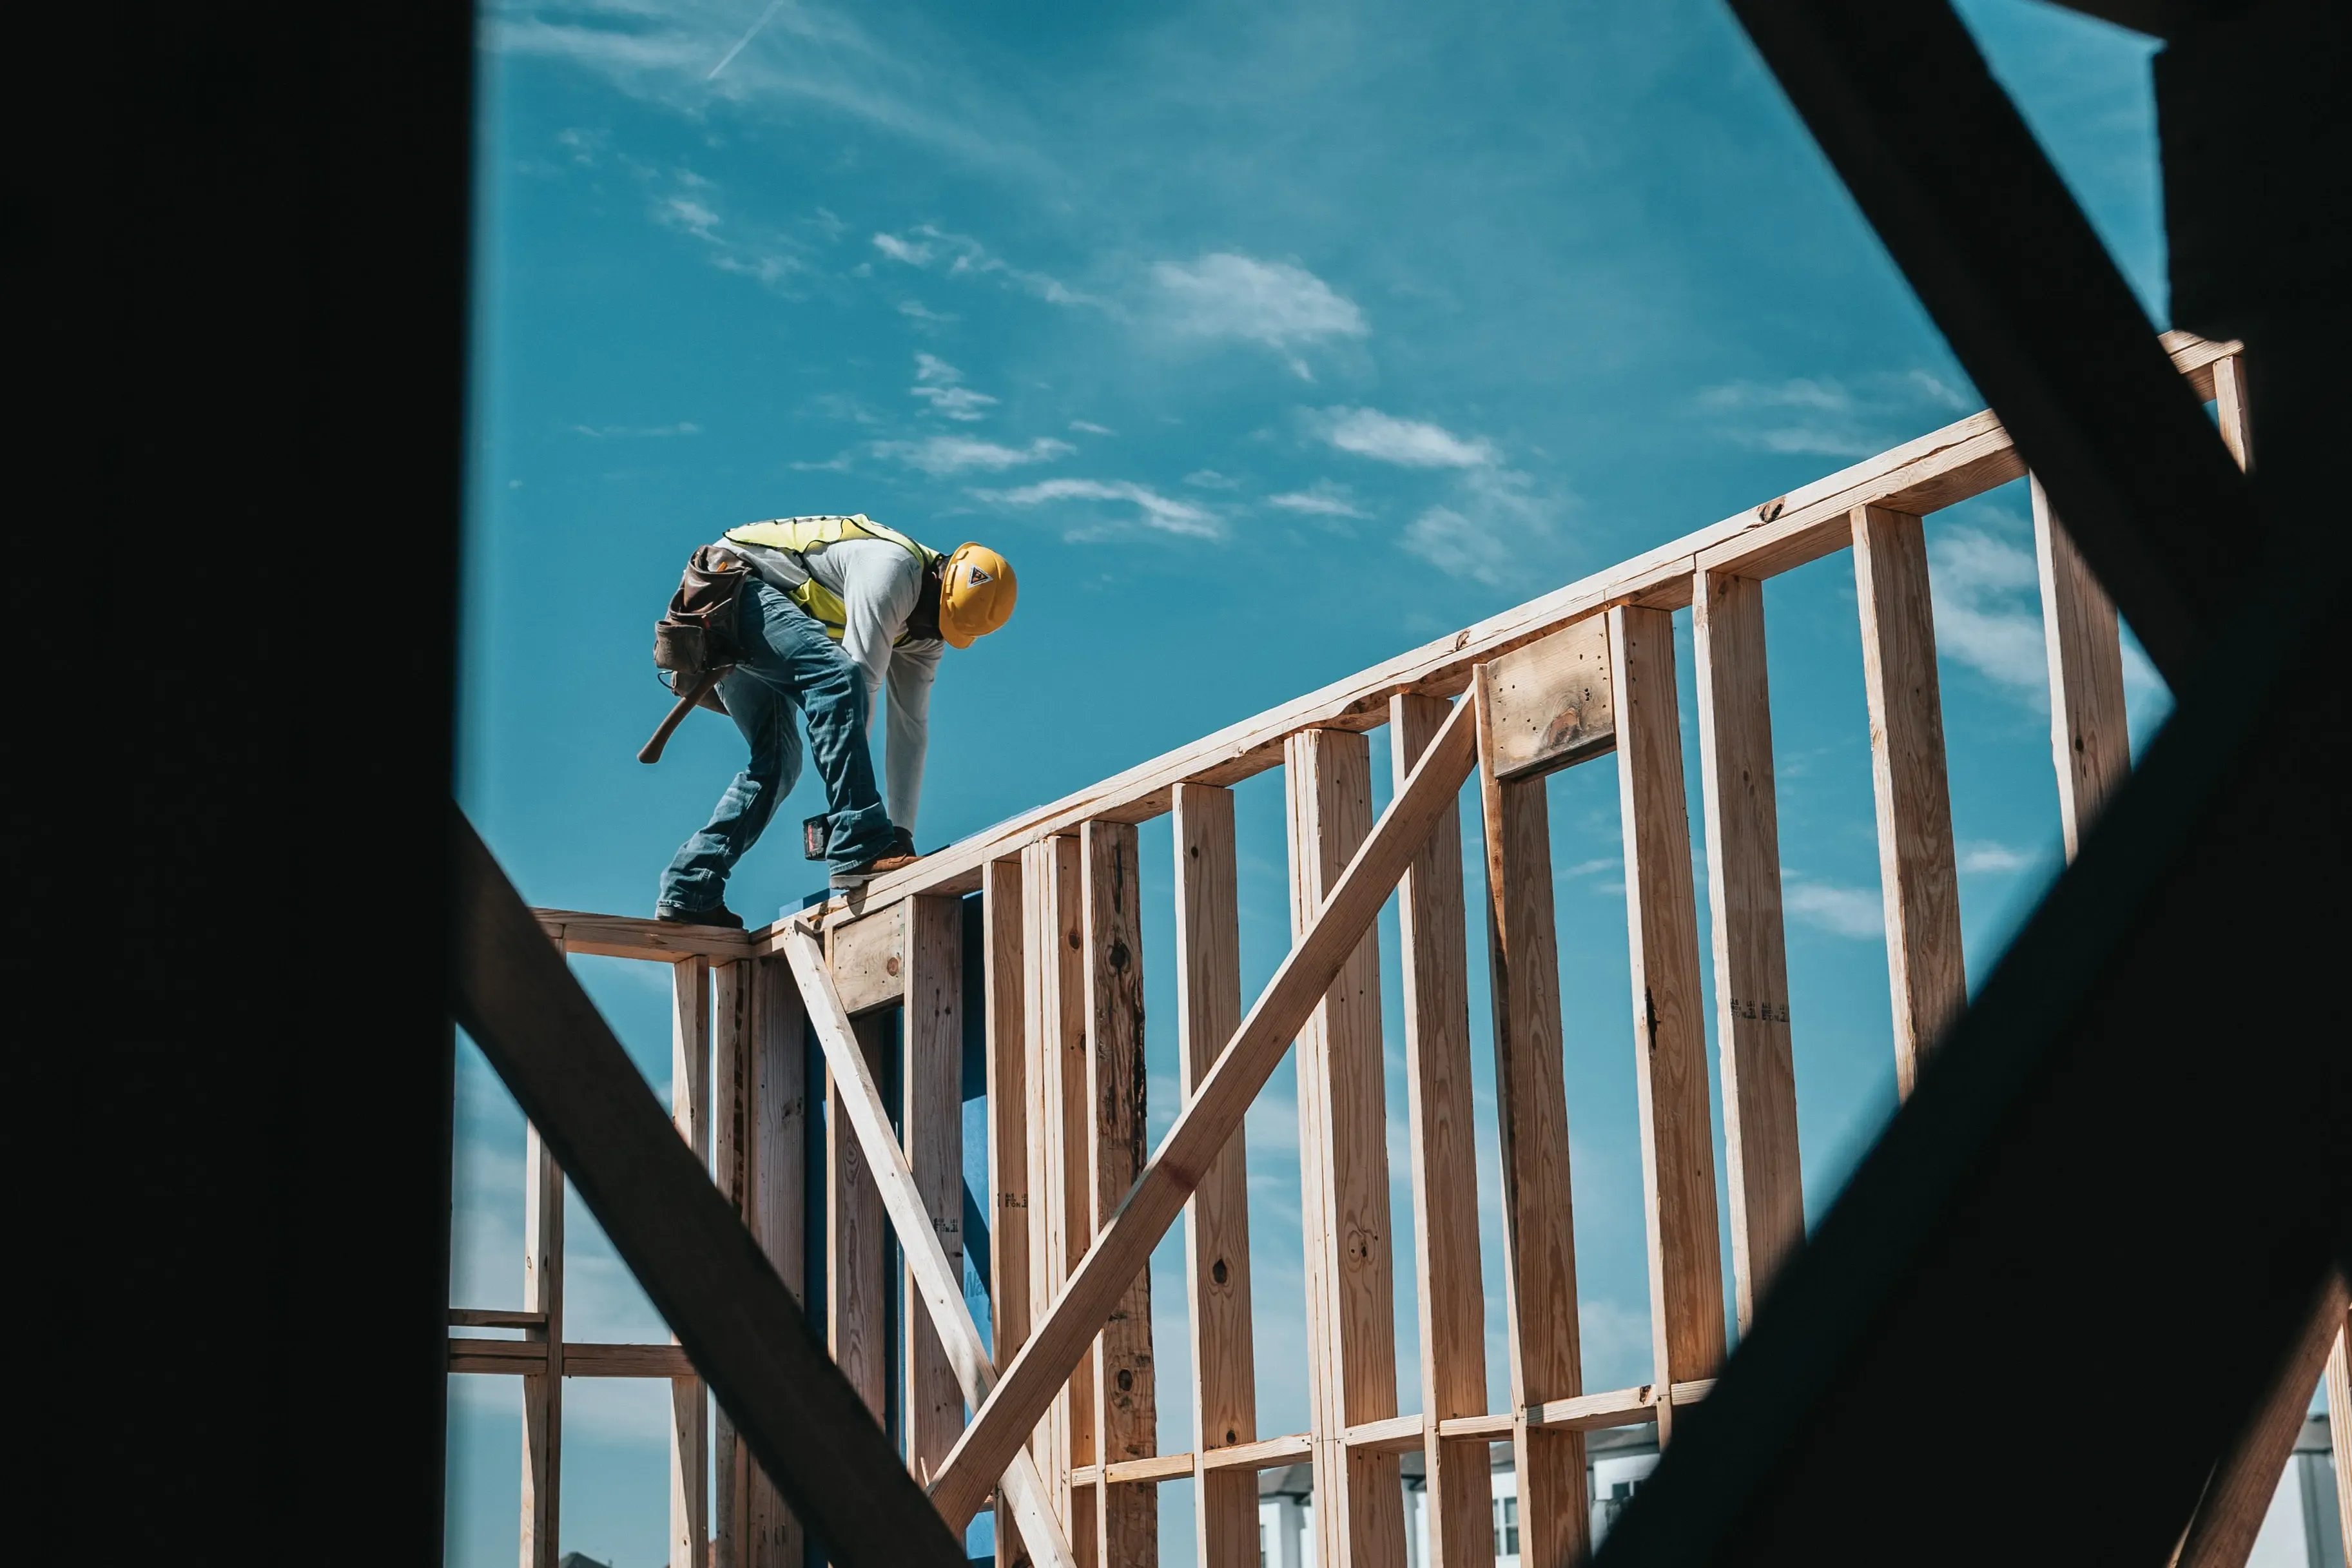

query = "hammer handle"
637;670;723;764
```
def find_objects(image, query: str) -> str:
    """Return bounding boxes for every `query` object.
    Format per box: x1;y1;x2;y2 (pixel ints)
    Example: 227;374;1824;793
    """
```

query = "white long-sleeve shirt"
717;536;940;831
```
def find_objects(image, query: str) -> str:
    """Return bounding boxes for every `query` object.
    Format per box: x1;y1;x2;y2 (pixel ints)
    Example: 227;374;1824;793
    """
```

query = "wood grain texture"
2172;1273;2348;1568
904;896;967;1483
982;858;1032;1568
830;1009;891;1422
1082;822;1158;1565
2032;478;2133;863
1170;783;1259;1568
2328;1309;2352;1559
1286;730;1407;1568
1692;572;1803;1332
1852;505;1966;1098
2211;352;2253;473
1388;694;1494;1568
748;956;806;1568
520;1125;563;1568
1479;617;1615;781
828;900;907;1017
783;930;1080;1568
1609;605;1728;1416
929;699;1478;1529
1022;835;1094;1549
671;958;712;1568
712;962;752;1568
1473;664;1591;1567
733;335;2233;927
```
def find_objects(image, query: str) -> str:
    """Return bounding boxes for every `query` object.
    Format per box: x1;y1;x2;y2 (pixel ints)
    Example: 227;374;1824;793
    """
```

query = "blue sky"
448;3;2179;1563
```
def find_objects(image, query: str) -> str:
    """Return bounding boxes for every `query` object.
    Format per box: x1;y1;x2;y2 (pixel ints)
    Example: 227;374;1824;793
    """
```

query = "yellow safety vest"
720;514;940;642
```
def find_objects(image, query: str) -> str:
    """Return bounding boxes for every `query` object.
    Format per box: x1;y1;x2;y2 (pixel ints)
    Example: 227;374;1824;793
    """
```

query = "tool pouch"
652;546;749;715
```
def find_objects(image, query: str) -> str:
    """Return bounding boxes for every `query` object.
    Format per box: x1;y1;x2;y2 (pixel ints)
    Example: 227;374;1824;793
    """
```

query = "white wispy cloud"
1695;369;1975;457
1929;523;2050;698
897;298;957;325
1400;467;1557;584
570;421;702;438
1404;508;1508;582
1320;407;1494;469
977;477;1221;540
872;222;1099;308
646;170;806;287
909;353;995;421
1267;481;1368;519
1069;420;1115;436
1153;253;1366;377
489;1;1044;179
1783;876;1884;940
1958;840;2038;875
1185;469;1239;490
870;434;1071;476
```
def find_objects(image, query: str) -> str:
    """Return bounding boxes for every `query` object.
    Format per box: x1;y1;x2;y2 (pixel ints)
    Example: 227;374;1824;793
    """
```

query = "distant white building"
1257;1413;2342;1568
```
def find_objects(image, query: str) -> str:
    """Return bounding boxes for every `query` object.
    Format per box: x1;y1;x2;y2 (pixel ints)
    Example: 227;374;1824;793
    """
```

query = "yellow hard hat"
938;543;1017;648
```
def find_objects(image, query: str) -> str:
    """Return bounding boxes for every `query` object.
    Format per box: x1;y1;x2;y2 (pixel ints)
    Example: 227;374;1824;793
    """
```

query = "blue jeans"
659;579;896;911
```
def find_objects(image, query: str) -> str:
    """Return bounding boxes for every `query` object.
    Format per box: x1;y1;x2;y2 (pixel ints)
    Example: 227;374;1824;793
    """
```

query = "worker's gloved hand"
889;824;917;860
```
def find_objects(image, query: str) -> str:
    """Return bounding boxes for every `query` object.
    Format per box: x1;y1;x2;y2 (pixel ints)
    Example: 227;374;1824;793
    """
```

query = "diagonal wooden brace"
928;693;1480;1526
781;929;1081;1568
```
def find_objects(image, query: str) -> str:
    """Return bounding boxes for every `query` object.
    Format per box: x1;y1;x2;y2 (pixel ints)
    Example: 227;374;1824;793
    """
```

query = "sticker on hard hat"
967;566;993;585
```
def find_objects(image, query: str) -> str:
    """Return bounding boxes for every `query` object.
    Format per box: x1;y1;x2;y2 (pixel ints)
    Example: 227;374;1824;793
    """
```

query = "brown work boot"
830;850;921;888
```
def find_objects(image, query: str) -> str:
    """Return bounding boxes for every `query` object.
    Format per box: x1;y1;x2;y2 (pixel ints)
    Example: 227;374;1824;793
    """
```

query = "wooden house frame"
449;329;2349;1568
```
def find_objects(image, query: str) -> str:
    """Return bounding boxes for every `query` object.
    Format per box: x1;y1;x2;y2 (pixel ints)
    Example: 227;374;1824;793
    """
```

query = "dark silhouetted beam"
1721;0;2252;686
1591;564;2349;1563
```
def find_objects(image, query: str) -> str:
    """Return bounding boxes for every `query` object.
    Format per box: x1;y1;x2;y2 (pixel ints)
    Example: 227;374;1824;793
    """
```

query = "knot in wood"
1210;1258;1229;1285
1109;938;1131;972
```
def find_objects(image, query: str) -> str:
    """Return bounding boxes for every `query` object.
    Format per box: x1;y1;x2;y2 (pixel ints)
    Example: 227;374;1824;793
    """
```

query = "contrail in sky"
708;0;786;79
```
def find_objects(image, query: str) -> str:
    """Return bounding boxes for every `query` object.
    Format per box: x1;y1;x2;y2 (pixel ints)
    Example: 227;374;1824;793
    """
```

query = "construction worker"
656;514;1016;928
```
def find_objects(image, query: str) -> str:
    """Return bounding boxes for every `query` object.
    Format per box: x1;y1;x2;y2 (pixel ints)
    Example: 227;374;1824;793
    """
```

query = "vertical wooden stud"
905;895;967;1484
520;1122;563;1568
1390;694;1493;1568
2211;351;2253;472
1082;822;1157;1564
1285;729;1406;1568
670;956;712;1568
2328;1306;2352;1559
1609;606;1728;1433
1024;836;1094;1560
1472;666;1589;1567
1172;783;1259;1568
1851;504;1965;1098
830;1009;893;1424
748;956;807;1568
984;857;1032;1567
712;962;752;1568
2032;476;2133;862
1693;573;1804;1331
